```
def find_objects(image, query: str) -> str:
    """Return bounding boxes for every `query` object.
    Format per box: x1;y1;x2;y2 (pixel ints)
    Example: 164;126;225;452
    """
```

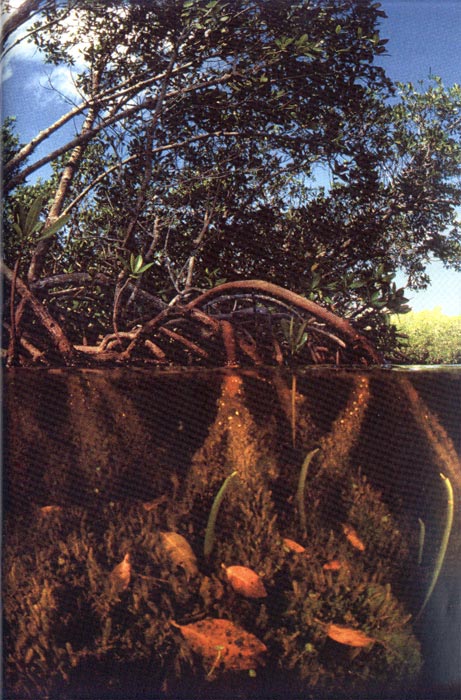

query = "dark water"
3;367;461;699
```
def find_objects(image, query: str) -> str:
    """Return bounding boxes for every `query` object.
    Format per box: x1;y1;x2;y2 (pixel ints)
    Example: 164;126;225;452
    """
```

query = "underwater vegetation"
4;477;422;700
4;370;459;700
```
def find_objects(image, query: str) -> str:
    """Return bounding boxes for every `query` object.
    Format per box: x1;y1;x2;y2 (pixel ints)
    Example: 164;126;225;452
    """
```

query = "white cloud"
39;64;84;103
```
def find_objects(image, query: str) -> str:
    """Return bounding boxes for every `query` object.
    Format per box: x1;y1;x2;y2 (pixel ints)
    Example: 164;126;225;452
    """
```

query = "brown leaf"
225;565;267;598
160;531;198;576
342;524;365;551
326;623;375;648
174;618;267;671
110;553;131;594
283;537;306;553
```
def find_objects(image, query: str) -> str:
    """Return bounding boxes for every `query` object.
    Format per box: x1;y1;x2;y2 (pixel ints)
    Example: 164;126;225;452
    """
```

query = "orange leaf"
283;537;306;553
225;565;267;598
39;505;62;514
326;623;375;648
110;553;131;594
174;618;267;671
342;524;365;551
323;559;342;571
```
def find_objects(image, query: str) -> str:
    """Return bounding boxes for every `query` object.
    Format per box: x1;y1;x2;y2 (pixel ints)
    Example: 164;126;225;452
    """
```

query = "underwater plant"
296;448;320;533
417;518;426;566
203;470;239;559
416;472;454;620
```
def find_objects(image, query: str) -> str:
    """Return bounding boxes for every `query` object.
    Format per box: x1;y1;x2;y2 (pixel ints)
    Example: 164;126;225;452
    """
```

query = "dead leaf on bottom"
173;618;267;671
224;565;267;598
39;505;62;514
109;553;131;594
323;559;344;571
160;531;198;576
326;623;375;648
283;537;306;553
342;524;366;552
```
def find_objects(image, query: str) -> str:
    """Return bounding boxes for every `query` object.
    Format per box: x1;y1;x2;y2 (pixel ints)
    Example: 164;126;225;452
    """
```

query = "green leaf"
137;262;155;275
12;222;24;239
130;254;143;273
25;195;44;237
37;214;70;240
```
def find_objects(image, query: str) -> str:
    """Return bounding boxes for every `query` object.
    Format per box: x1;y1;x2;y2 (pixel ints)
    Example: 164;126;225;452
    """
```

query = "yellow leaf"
225;565;267;598
342;524;365;551
326;623;375;647
109;553;131;594
173;618;267;671
160;531;198;576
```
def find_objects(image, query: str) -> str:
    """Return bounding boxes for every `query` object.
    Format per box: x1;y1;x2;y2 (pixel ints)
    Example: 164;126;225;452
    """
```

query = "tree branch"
6;69;236;191
184;280;383;364
1;260;75;362
4;61;194;177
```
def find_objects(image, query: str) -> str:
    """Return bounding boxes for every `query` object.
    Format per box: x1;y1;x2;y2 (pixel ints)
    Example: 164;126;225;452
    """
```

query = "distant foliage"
392;309;461;364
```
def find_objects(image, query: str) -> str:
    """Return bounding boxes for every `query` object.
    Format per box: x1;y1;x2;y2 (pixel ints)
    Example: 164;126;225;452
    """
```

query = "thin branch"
5;70;235;191
122;48;178;251
4;60;194;177
61;130;239;217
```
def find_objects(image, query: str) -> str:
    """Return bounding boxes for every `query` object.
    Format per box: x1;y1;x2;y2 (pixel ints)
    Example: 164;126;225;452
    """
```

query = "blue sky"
2;1;461;315
377;0;461;315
